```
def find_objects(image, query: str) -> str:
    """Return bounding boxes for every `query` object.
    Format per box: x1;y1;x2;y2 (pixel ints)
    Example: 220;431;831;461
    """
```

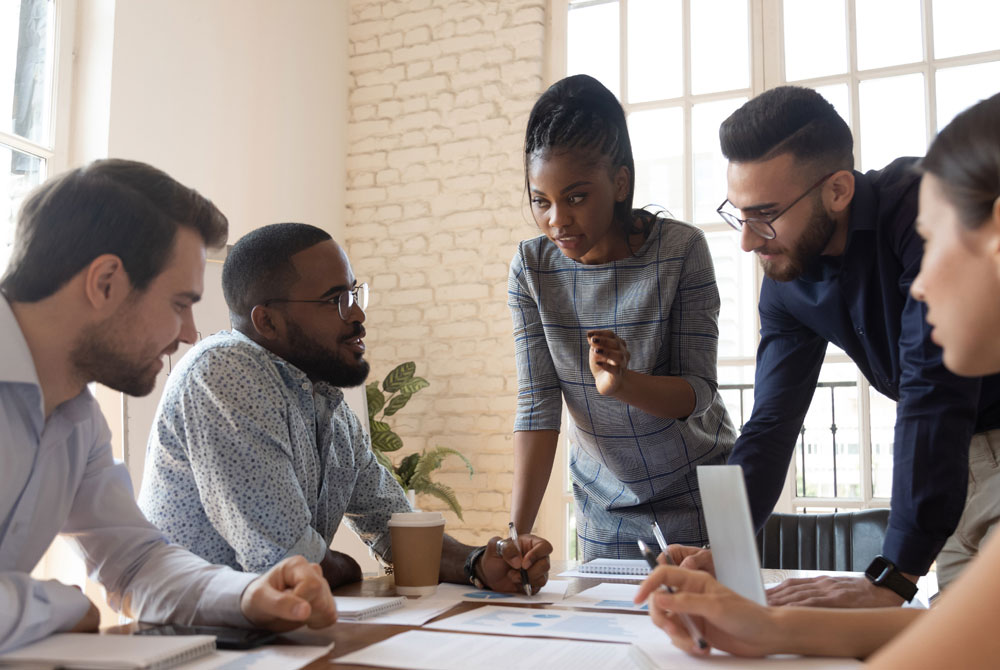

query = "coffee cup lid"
389;511;445;527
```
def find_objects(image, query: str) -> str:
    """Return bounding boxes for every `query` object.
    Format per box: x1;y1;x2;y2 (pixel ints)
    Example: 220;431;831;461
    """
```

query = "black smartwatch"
864;555;918;602
463;545;488;589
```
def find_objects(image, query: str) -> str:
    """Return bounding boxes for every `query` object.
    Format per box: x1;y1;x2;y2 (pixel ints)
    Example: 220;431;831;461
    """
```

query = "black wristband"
464;545;488;589
864;555;918;602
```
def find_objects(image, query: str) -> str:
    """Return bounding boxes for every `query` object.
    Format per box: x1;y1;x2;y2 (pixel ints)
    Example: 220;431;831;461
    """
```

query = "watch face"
865;556;892;582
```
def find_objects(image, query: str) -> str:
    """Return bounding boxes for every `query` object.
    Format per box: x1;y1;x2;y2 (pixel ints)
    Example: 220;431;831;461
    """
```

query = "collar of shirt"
0;296;42;388
795;166;882;284
226;329;345;407
0;295;105;431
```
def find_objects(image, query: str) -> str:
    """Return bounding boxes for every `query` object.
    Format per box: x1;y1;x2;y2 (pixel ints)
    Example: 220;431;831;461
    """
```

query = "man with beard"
0;161;337;653
671;87;1000;608
138;223;552;593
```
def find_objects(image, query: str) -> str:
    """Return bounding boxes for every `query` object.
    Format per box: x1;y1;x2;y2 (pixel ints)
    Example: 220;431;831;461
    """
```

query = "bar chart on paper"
425;605;660;643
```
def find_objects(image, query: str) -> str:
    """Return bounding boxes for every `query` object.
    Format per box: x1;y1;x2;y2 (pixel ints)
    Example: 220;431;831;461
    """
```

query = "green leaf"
371;428;404;452
399;377;430;395
366;382;385;419
414;446;473;481
382;391;411;417
383;362;415;392
411;480;464;520
394;453;420;488
370;420;390;434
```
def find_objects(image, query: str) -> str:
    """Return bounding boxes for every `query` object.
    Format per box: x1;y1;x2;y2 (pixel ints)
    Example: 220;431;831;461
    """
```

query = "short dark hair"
222;223;332;330
920;92;1000;230
524;74;637;233
720;86;854;173
1;158;228;302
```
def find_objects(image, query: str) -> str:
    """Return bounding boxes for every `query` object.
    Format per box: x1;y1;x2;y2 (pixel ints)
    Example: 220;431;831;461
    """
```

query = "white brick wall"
347;0;546;544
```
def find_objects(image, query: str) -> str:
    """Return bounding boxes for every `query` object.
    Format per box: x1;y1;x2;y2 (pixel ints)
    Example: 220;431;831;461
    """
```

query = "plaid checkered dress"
509;219;737;560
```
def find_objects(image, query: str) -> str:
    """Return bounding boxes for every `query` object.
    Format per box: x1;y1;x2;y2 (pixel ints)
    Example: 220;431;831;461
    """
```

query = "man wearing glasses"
677;86;1000;608
138;223;551;593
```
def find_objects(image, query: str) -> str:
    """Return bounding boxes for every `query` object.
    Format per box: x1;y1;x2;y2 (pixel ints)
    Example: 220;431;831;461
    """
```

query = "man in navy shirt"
703;87;1000;607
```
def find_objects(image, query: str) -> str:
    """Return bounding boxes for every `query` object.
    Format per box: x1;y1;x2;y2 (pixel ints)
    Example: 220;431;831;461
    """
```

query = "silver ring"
495;539;507;558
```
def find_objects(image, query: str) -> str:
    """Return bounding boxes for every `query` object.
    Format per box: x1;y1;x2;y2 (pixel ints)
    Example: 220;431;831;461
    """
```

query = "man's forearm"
439;534;477;585
319;549;362;589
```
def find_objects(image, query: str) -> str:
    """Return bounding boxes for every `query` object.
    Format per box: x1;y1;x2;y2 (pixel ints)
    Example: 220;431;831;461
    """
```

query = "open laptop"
696;464;768;605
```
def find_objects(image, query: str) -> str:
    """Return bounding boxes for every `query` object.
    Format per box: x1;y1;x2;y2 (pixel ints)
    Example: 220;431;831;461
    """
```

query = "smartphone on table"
134;624;277;650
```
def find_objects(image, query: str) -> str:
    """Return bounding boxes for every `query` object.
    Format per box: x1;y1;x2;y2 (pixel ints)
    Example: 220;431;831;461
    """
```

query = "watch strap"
865;556;918;602
464;545;488;589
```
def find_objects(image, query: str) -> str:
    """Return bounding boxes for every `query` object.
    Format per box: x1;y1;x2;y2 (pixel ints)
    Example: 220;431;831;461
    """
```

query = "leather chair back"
756;509;890;571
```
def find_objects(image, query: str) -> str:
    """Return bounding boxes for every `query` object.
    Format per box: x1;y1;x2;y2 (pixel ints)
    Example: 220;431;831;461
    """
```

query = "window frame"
548;0;1000;557
1;0;76;269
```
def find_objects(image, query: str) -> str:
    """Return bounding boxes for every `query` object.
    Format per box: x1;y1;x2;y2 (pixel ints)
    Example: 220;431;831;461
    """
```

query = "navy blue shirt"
730;158;1000;575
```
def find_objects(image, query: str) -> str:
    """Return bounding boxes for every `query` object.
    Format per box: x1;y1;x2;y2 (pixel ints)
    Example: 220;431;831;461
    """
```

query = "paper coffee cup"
388;512;445;596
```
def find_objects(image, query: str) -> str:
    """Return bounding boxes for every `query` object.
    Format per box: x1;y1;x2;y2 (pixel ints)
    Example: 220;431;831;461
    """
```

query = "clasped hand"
477;534;552;594
240;555;338;631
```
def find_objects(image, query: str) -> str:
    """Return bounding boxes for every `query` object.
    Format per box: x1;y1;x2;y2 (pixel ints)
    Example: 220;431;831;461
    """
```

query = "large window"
1;0;59;275
553;0;1000;556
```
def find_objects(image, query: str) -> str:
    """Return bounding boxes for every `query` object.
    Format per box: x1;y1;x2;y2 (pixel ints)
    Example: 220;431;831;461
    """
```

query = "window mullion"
759;0;783;89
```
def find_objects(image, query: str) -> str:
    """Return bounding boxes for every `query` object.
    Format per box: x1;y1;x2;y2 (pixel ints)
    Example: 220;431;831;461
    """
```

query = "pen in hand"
507;522;533;597
651;520;670;558
638;539;708;651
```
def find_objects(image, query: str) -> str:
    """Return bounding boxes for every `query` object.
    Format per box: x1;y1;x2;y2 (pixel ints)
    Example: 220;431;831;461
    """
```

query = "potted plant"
366;362;474;520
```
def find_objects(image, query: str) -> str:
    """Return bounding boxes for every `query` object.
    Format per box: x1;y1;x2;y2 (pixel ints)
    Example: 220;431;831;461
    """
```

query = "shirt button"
302;381;311;391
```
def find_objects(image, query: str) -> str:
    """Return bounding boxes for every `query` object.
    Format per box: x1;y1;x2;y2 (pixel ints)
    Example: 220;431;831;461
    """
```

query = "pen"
507;522;533;597
637;539;708;651
651;521;670;557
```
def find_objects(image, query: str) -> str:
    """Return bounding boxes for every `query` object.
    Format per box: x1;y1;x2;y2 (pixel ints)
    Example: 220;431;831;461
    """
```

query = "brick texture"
347;1;546;545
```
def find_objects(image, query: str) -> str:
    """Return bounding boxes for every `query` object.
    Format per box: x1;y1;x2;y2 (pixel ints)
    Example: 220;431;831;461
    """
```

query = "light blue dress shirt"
138;330;411;573
0;297;255;653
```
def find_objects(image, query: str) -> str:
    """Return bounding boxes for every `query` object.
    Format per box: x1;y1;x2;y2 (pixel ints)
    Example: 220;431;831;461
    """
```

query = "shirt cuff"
883;525;946;576
41;580;94;634
282;526;330;565
679;374;714;418
193;570;258;628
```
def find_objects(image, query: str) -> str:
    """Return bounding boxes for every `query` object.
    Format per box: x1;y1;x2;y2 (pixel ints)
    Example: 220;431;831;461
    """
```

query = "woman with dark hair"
508;74;737;560
635;92;1000;668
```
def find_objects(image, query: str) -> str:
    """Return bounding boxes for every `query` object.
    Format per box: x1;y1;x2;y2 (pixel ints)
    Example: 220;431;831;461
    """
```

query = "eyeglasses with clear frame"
716;172;835;240
262;282;369;321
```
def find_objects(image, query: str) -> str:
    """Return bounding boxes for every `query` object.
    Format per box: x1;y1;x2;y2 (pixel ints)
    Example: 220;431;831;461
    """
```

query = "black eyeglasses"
717;172;835;240
263;282;369;321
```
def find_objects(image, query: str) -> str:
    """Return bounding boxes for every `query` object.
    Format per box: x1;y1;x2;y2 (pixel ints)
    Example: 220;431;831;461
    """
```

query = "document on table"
176;643;334;669
554;582;649;612
350;580;571;625
333;630;636;669
631;637;862;669
442;578;570;604
425;604;661;643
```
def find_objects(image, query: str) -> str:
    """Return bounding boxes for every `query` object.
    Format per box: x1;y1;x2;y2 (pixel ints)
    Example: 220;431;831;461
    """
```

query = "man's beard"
284;320;370;388
759;198;837;282
70;321;169;397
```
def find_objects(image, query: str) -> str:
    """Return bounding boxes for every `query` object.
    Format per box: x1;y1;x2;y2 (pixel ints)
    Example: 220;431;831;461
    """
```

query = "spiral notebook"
0;633;215;669
336;595;408;620
576;558;650;576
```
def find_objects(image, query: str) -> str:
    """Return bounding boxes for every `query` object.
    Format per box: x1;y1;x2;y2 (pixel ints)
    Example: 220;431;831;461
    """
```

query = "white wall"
75;0;351;483
106;0;348;242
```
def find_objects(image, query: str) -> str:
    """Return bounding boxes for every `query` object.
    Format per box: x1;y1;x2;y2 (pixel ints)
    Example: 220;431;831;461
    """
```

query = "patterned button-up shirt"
137;330;411;572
